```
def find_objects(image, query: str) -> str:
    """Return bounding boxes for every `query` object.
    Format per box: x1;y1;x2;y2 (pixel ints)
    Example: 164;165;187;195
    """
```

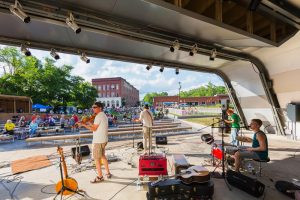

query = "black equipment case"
156;136;168;145
71;145;90;158
147;179;214;200
226;170;265;198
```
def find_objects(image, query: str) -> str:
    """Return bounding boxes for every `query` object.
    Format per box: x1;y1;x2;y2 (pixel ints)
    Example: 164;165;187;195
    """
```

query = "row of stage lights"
146;65;179;75
10;1;217;65
10;0;89;63
170;40;217;61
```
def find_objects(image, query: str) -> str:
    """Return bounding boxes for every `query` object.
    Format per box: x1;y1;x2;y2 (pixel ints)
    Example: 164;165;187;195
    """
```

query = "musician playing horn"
234;119;268;172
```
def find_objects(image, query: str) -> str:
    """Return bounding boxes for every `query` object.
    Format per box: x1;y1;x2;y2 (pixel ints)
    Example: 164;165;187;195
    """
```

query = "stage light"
146;64;152;70
80;52;90;63
170;40;180;52
20;44;31;56
175;67;179;75
159;66;164;73
66;12;81;34
209;49;217;61
9;0;30;23
189;44;198;56
50;49;60;60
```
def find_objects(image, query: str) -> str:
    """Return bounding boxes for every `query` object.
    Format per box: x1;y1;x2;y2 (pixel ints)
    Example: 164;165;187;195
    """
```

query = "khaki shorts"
92;143;107;160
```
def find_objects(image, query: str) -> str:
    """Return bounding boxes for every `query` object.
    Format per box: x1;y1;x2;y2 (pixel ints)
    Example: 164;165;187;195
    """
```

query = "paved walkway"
0;118;299;200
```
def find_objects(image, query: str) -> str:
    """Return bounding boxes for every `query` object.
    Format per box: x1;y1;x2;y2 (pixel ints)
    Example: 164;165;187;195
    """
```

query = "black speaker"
156;136;167;145
226;170;265;197
71;145;90;158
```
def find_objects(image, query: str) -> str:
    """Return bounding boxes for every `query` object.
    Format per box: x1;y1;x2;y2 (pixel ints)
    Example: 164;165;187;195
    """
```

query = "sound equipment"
201;134;214;144
139;154;168;176
178;165;210;184
275;180;300;199
147;178;214;200
172;154;190;177
226;170;265;198
156;136;167;145
71;145;90;159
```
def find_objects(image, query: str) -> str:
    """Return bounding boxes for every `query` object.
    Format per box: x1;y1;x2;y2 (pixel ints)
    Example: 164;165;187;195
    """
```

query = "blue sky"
1;45;224;99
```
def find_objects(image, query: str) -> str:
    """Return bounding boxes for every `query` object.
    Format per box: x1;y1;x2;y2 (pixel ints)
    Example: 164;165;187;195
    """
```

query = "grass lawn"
185;117;220;126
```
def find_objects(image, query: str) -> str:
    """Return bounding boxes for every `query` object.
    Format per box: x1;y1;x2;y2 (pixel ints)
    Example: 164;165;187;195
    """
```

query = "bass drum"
55;177;78;195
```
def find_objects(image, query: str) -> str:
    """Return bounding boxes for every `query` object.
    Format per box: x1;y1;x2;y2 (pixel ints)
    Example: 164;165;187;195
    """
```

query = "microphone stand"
211;120;231;190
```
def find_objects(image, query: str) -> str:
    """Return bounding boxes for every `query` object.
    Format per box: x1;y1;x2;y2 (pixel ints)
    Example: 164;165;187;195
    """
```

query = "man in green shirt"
224;109;240;146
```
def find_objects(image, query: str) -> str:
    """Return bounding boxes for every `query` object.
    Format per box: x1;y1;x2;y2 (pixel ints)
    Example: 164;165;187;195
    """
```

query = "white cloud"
0;45;224;100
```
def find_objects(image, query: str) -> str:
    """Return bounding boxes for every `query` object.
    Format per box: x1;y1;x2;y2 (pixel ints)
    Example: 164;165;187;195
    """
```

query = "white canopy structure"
1;0;300;138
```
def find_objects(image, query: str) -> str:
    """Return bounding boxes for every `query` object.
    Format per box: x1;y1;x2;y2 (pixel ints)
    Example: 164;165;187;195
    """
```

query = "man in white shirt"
137;104;154;154
80;102;111;183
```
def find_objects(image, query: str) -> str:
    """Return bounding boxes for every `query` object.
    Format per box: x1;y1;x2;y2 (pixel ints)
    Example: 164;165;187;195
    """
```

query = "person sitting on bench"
234;119;268;172
4;119;15;135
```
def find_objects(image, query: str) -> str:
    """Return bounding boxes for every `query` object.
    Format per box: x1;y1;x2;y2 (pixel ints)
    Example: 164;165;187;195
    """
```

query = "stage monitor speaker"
156;136;167;145
287;103;300;122
71;145;90;158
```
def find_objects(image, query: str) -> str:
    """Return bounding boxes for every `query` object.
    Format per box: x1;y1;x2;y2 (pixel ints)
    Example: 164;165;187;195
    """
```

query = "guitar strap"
145;110;153;126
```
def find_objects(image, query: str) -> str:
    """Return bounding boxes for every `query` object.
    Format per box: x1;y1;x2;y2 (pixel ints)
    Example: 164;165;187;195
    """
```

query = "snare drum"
211;141;223;160
212;141;239;159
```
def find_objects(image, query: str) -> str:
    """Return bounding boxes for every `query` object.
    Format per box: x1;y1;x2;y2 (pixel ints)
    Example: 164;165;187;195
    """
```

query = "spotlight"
170;40;180;52
80;52;90;63
66;12;81;34
146;64;152;71
159;66;164;73
20;44;31;56
50;49;60;60
209;49;217;61
175;67;179;75
9;0;30;23
189;44;198;56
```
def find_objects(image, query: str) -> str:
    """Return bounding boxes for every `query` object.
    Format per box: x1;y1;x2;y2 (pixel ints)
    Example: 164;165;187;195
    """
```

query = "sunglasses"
92;106;99;109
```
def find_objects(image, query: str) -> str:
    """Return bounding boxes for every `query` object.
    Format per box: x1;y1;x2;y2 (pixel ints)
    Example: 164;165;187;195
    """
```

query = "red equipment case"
139;154;168;176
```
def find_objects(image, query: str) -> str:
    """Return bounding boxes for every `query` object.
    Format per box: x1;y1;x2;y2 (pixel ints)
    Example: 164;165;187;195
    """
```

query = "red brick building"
153;94;229;107
92;77;139;107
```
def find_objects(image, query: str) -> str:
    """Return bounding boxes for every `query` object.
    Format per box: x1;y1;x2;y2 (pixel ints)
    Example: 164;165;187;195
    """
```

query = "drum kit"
211;136;252;161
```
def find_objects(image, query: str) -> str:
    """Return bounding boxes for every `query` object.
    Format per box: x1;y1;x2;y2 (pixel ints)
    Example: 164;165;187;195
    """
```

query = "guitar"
178;165;210;184
55;146;78;195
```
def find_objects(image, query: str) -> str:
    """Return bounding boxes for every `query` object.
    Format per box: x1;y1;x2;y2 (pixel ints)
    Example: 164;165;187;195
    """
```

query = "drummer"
234;119;269;172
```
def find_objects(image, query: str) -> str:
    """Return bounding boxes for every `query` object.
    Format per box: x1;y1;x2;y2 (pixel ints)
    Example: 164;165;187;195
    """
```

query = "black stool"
253;157;270;176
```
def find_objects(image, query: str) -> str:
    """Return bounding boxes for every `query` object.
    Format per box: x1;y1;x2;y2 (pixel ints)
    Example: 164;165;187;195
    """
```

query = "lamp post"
178;82;182;106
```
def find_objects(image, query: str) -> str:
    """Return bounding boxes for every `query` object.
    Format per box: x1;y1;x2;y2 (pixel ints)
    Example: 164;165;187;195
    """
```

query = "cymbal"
236;136;252;143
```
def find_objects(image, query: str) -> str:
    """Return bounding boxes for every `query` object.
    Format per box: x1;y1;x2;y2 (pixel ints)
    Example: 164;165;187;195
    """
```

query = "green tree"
0;47;98;109
143;92;168;105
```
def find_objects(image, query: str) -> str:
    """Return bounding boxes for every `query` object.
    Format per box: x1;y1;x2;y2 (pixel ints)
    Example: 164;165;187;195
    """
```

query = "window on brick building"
98;85;102;90
111;84;115;89
116;84;119;90
103;85;106;91
107;85;110;90
111;92;115;97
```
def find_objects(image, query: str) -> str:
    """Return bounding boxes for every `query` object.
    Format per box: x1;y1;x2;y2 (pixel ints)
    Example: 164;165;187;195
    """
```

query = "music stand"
54;157;84;200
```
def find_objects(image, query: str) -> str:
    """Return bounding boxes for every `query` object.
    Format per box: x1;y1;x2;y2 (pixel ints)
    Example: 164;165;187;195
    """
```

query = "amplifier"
156;136;167;145
139;154;168;176
71;145;90;158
